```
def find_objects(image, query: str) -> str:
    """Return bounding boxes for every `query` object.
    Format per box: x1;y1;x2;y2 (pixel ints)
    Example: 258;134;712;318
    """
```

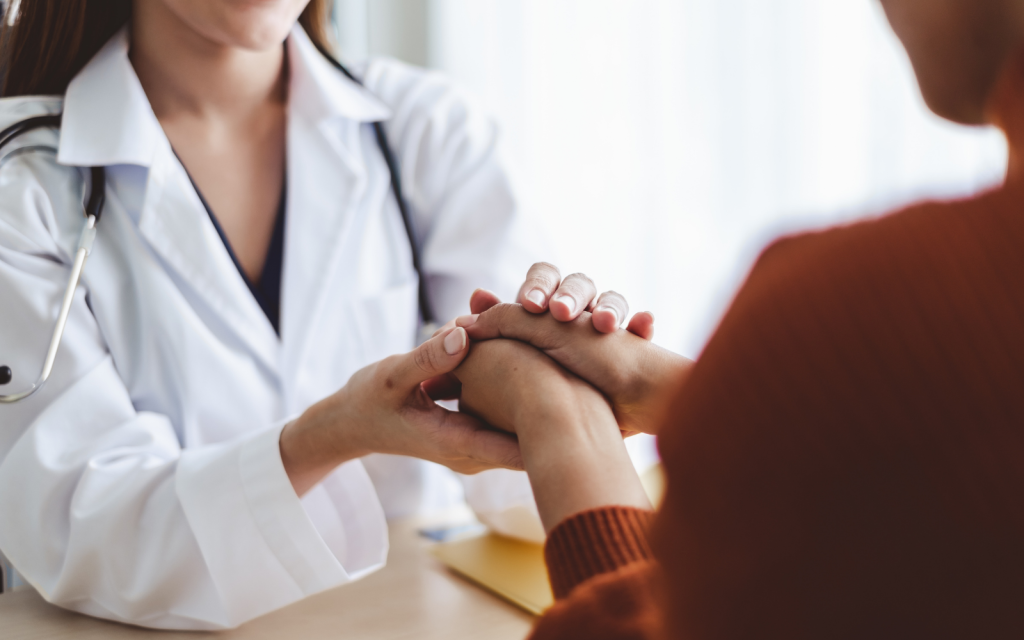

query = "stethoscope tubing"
0;50;433;403
0;215;97;404
312;42;437;335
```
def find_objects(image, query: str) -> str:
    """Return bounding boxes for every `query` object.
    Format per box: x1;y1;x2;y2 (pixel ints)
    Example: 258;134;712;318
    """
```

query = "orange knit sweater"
530;52;1024;640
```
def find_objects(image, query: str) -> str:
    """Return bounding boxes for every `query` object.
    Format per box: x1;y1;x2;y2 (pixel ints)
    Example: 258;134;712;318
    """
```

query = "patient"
451;0;1024;637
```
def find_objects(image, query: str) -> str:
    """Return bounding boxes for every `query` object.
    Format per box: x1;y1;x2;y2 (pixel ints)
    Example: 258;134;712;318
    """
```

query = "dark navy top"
180;162;286;335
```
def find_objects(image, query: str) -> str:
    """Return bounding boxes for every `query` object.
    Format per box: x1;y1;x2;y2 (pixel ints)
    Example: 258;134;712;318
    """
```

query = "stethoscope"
0;48;436;404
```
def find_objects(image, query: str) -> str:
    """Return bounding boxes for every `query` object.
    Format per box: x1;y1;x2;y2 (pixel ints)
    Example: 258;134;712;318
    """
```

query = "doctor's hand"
451;339;650;533
280;326;522;497
475;263;657;338
459;304;693;435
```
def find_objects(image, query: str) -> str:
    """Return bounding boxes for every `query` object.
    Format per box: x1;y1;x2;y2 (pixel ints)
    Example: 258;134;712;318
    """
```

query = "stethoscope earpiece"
0;366;12;386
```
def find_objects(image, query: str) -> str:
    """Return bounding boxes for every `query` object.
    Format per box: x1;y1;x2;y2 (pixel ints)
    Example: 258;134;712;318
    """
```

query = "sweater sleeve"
527;507;661;640
543;506;656;599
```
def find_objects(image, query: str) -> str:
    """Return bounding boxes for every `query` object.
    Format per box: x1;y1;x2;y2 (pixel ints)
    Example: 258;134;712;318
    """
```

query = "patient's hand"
458;304;693;435
453;340;650;532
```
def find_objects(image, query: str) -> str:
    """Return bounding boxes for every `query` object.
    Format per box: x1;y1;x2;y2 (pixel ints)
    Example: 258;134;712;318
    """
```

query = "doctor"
0;0;644;629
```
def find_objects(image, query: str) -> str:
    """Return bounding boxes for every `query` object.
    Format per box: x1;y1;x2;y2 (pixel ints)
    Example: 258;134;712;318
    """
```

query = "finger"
626;311;655;341
516;262;562;313
431;318;457;339
470;288;502;314
422;373;463;401
387;326;469;389
590;290;629;334
463;303;551;344
442;412;524;471
463;428;523;471
549;273;598;322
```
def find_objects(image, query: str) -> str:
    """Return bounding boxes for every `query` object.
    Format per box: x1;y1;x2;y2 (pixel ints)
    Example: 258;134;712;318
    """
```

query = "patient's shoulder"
679;190;1024;433
736;192;1022;335
655;192;1024;638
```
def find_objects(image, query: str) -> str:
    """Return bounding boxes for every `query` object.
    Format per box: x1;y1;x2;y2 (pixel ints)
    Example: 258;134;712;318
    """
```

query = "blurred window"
337;0;1006;356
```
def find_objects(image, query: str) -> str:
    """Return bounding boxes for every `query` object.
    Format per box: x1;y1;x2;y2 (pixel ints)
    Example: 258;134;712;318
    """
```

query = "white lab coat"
0;25;543;629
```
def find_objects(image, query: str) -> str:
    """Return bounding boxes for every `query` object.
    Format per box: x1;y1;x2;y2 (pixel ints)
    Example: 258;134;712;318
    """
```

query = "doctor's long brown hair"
0;0;335;97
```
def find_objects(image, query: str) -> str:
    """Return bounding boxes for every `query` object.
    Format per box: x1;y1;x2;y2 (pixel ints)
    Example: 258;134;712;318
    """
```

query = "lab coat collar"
286;24;392;125
58;27;161;168
56;22;391;378
58;24;391;169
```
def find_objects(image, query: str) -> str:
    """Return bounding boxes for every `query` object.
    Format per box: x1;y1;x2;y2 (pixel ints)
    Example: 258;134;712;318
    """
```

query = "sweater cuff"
544;506;656;599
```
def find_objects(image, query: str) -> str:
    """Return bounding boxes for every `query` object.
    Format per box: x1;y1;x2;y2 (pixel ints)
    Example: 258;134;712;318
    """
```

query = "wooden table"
0;520;536;640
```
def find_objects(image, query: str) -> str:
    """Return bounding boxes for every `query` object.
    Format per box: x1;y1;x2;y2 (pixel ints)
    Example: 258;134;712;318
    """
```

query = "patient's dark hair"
0;0;334;97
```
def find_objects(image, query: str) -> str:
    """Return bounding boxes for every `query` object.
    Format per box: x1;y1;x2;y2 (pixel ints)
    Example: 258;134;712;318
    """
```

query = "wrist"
631;343;691;400
280;391;369;496
619;343;693;434
518;396;651;533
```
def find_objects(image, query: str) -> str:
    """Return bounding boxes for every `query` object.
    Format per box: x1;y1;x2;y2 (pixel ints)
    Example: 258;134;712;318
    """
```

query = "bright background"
334;0;1008;359
0;0;1011;588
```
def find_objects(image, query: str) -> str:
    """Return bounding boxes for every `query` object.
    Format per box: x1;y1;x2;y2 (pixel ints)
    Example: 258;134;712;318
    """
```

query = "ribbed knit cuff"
544;506;656;600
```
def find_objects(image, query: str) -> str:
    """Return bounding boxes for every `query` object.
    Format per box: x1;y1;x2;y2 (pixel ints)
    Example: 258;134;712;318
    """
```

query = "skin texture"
879;0;1024;124
281;327;524;496
129;0;305;282
452;340;650;533
283;266;647;498
278;271;642;495
461;303;692;435
507;262;650;336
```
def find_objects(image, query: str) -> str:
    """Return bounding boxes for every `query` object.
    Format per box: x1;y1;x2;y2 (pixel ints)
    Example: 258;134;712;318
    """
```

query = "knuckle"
560;273;597;298
485;302;515;323
527;262;562;289
603;290;629;309
374;354;393;374
501;450;524;470
412;344;441;376
374;356;399;384
565;272;596;290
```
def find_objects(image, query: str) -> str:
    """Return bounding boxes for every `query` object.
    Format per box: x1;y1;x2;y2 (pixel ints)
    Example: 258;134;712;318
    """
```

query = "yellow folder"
431;464;665;615
431;531;554;614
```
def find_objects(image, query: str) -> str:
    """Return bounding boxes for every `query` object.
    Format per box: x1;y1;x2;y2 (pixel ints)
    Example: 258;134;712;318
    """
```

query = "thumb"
389;326;470;389
470;288;503;314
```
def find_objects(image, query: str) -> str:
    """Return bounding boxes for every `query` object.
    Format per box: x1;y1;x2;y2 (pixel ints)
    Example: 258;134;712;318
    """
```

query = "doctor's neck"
129;0;289;123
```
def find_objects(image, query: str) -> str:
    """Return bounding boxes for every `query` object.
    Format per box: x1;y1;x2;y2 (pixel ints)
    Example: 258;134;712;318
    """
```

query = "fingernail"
552;295;575;315
526;288;546;308
456;314;479;328
595;305;619;326
444;327;467;355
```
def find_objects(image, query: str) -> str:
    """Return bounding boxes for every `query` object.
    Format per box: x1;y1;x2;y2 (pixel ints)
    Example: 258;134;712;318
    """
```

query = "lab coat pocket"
345;278;420;366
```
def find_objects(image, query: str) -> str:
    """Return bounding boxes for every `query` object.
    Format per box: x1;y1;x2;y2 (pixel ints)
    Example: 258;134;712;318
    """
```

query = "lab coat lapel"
58;25;281;374
138;145;281;375
56;23;393;388
279;115;368;389
277;26;393;395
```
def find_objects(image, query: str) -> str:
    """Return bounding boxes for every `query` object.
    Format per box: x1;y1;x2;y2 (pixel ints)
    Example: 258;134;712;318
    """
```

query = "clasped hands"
431;264;692;531
281;263;691;529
